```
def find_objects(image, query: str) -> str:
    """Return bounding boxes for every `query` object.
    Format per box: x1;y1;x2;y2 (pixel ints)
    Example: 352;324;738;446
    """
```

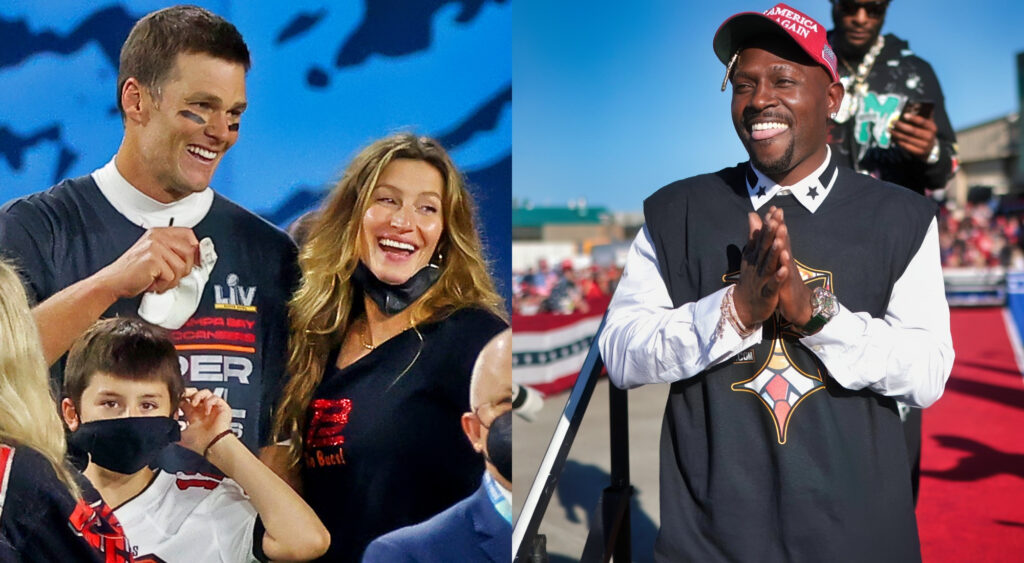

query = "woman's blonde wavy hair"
274;133;506;466
0;259;80;497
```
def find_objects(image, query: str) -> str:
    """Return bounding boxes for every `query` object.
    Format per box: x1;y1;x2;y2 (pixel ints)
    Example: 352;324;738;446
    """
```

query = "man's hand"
178;387;233;456
891;113;938;161
734;207;787;327
95;227;200;298
771;209;814;328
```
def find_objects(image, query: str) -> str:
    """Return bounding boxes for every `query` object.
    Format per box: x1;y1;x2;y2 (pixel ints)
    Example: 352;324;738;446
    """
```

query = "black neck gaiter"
352;261;441;316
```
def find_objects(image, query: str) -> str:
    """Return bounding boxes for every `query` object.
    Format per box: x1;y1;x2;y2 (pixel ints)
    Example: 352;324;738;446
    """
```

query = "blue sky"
514;0;1024;212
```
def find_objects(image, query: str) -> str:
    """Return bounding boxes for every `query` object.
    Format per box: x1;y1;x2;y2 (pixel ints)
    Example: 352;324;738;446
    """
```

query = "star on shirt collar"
745;146;838;213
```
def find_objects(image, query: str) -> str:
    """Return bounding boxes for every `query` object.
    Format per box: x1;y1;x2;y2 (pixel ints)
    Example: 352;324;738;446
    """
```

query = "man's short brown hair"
63;318;184;408
117;4;251;118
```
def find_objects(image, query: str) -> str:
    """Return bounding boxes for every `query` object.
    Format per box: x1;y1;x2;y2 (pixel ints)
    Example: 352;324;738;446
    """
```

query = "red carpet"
918;308;1024;561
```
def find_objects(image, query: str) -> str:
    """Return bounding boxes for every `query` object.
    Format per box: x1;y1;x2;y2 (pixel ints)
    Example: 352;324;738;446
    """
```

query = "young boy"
61;318;329;562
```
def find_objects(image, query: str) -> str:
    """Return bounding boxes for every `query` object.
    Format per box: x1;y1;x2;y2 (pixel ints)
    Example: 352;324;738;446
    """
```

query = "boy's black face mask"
352;261;441;316
69;417;181;474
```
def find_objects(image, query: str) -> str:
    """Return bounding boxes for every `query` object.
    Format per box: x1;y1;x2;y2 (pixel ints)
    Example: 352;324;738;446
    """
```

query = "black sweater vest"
642;160;935;562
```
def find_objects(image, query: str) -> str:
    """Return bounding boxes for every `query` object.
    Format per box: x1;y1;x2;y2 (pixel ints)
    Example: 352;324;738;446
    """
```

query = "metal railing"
513;317;634;562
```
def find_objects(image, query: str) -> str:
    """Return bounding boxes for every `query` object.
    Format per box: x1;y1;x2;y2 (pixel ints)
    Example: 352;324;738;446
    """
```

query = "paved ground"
513;378;669;562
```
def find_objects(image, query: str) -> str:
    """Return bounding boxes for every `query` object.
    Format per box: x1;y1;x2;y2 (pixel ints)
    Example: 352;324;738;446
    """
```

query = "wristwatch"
795;287;839;336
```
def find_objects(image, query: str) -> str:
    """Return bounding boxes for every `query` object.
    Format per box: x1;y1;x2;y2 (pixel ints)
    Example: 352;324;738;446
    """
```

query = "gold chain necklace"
359;321;375;350
842;34;884;94
833;35;885;123
358;317;417;351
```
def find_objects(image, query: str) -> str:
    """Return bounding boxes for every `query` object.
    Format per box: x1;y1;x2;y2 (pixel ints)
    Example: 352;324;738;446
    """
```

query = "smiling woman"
269;132;508;562
360;158;445;285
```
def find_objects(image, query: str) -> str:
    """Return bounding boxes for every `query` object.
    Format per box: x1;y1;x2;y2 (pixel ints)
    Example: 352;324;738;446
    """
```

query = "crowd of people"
512;258;621;315
938;200;1024;268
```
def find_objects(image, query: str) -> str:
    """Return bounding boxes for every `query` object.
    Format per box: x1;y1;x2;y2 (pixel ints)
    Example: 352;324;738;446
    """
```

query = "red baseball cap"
713;3;839;86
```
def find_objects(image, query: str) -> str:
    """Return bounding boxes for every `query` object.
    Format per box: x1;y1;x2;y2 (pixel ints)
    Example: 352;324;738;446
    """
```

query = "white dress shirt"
598;149;954;408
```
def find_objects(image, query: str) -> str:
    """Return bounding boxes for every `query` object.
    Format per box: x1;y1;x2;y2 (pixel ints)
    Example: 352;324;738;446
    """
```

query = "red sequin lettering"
305;398;352;467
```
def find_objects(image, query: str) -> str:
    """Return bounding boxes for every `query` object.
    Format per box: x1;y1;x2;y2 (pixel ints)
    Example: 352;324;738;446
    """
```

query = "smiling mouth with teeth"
750;121;789;141
187;145;218;161
379;238;417;254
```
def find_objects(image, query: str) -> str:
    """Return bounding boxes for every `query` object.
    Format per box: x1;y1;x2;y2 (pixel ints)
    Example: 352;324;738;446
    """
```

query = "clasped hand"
733;206;813;329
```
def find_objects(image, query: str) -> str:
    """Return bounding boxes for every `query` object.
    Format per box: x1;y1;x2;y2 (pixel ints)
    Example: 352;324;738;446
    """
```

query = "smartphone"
902;100;935;120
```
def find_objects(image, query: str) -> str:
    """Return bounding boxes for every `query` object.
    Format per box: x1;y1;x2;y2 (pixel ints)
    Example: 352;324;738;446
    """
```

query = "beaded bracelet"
203;429;234;459
721;285;759;338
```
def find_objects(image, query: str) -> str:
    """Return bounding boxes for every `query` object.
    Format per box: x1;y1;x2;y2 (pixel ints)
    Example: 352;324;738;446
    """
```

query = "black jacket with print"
826;32;957;194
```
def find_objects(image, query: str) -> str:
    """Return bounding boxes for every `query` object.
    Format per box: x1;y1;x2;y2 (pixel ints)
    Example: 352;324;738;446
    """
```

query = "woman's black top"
301;307;507;562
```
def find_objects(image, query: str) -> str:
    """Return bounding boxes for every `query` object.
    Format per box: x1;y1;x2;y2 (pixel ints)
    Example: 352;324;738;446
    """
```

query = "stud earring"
829;112;837;119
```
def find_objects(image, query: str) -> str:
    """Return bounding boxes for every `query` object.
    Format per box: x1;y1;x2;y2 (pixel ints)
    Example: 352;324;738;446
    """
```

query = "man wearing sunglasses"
827;0;956;505
827;0;958;196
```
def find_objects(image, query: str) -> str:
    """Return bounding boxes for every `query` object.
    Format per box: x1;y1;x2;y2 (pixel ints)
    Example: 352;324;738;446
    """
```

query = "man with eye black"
827;0;958;504
0;5;297;471
598;4;952;561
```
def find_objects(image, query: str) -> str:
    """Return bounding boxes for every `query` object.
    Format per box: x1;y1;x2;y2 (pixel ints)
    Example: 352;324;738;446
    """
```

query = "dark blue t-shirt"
0;176;298;454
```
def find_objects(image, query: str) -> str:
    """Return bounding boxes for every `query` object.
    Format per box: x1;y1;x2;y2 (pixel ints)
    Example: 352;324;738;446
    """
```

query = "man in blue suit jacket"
363;329;514;563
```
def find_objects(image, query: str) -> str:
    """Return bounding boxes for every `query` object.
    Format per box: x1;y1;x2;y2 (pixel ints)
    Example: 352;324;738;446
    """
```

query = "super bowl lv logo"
724;261;832;444
214;273;258;312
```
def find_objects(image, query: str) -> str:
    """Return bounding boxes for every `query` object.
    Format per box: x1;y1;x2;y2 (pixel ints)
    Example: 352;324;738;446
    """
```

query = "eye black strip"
178;110;206;125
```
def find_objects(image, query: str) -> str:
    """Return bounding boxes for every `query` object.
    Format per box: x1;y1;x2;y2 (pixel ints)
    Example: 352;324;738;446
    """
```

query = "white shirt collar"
745;146;838;214
91;157;214;229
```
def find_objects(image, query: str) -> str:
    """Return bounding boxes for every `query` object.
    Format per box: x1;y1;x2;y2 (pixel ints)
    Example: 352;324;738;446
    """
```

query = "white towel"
138;237;217;330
